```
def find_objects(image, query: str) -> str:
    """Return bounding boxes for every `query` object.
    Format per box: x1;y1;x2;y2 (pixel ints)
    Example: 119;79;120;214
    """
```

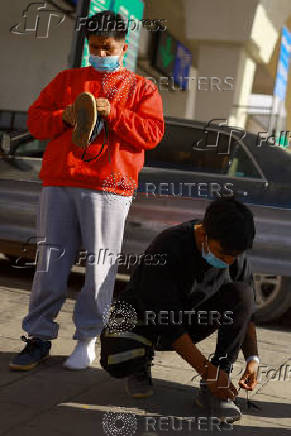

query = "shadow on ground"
0;351;290;436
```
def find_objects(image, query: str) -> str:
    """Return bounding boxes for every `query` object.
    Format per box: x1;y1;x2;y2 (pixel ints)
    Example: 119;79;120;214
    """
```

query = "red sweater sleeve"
27;71;68;140
107;79;164;151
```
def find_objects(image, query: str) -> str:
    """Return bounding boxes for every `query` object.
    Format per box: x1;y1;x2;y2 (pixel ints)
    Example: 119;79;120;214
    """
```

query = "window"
227;143;261;179
12;136;48;158
0;111;13;130
0;110;28;132
145;122;263;179
145;123;235;174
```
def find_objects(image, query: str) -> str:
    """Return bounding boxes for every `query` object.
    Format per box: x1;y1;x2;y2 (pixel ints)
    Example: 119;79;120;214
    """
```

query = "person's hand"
203;361;238;400
239;360;258;391
95;98;111;117
62;104;76;126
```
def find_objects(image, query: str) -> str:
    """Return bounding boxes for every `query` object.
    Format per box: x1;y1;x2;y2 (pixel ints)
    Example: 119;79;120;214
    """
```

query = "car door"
0;134;46;258
123;119;268;259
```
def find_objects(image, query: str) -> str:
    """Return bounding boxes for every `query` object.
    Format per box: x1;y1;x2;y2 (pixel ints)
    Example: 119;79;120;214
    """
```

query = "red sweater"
27;66;164;195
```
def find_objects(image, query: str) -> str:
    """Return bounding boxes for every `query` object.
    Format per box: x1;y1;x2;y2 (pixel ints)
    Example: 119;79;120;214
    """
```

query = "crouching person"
100;197;260;423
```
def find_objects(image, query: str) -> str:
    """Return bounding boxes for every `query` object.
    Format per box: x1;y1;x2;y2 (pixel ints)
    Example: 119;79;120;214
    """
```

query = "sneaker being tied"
195;379;242;423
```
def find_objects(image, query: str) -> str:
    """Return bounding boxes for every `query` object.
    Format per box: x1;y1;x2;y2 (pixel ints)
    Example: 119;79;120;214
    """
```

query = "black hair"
203;196;256;252
84;10;128;41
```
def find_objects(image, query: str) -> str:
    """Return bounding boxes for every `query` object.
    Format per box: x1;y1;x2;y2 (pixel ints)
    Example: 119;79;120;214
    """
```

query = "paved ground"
0;263;291;436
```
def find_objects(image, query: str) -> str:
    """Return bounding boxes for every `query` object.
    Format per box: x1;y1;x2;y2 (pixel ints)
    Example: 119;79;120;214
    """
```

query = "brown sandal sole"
72;92;97;148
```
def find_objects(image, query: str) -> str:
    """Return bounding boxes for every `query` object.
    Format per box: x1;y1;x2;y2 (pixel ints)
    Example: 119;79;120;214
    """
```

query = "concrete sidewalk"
0;286;290;436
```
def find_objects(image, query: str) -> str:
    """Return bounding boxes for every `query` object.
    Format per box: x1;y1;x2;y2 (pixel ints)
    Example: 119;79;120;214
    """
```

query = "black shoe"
125;348;154;398
9;336;51;371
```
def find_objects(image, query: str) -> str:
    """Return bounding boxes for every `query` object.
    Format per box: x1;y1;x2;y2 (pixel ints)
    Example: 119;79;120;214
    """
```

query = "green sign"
112;0;144;71
81;0;144;71
160;36;175;68
153;30;177;77
276;132;290;149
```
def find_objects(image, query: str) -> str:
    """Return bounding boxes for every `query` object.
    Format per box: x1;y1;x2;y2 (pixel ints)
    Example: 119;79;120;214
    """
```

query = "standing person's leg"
64;188;131;369
9;187;81;370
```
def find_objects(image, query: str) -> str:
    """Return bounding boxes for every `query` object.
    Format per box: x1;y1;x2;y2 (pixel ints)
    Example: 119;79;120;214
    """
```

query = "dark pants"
135;282;255;375
100;281;255;378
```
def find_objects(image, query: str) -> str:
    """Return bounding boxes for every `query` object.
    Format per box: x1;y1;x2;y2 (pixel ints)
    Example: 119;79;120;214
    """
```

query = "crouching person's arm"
239;321;259;391
172;332;238;400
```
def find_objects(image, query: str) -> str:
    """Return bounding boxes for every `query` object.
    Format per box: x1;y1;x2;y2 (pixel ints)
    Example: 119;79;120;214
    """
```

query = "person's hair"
203;197;256;252
84;11;128;41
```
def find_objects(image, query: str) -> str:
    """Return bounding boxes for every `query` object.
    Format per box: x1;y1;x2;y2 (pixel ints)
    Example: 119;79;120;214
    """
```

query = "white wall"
0;0;74;111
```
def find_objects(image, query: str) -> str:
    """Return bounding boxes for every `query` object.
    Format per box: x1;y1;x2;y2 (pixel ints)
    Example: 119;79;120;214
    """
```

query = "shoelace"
236;386;261;410
19;335;38;354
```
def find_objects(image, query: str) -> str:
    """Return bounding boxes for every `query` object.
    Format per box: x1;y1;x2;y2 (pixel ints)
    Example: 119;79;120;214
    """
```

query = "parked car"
1;117;291;323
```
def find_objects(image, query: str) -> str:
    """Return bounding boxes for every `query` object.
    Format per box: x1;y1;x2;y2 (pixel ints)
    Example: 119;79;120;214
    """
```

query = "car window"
227;143;262;179
145;123;235;174
12;137;48;157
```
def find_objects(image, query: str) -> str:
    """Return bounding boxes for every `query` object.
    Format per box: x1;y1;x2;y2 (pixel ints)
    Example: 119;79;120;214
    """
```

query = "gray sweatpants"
22;186;131;341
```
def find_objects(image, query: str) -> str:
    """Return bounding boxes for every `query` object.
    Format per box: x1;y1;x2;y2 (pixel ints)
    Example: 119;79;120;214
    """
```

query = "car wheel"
253;274;291;323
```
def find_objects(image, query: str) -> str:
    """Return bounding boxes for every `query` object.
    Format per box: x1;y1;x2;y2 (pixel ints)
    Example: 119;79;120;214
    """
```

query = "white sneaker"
63;337;97;370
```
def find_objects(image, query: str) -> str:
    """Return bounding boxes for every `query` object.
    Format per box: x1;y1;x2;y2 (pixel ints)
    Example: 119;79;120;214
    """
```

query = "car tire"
253;274;291;323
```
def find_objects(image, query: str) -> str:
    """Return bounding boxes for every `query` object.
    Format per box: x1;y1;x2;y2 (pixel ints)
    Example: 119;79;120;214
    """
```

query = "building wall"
0;0;74;112
138;0;196;119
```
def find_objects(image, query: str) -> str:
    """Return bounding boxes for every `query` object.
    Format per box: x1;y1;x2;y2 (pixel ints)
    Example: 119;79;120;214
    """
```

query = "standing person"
9;11;164;371
100;197;259;423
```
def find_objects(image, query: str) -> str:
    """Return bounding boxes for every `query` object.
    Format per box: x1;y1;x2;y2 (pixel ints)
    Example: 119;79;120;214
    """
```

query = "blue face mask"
201;239;229;269
89;54;120;72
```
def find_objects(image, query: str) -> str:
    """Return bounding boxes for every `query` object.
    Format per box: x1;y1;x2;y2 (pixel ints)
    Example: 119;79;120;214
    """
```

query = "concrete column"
194;43;256;127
